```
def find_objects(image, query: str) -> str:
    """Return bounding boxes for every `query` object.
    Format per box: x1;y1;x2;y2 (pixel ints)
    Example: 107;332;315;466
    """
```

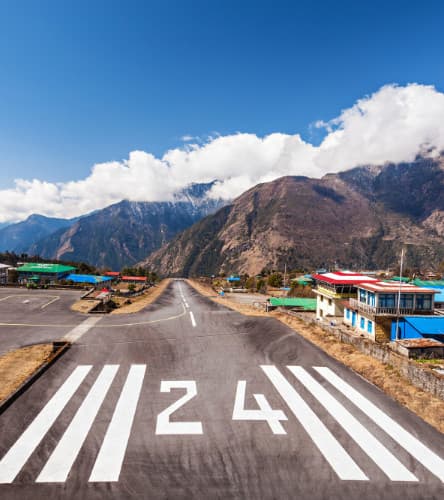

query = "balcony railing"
348;298;431;316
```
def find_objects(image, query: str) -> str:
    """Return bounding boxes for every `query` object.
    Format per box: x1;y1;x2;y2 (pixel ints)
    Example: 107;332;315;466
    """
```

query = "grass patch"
0;344;54;403
111;279;172;314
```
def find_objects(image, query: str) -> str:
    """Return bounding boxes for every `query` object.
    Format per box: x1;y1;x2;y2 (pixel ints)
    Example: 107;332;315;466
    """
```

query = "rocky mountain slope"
142;157;444;276
29;183;225;269
0;214;76;254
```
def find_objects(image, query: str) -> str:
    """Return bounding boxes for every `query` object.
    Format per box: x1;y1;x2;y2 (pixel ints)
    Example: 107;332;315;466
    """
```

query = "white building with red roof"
312;271;378;320
344;281;437;341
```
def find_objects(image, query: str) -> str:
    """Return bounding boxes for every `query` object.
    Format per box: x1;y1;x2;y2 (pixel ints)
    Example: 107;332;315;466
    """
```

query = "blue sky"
1;0;444;188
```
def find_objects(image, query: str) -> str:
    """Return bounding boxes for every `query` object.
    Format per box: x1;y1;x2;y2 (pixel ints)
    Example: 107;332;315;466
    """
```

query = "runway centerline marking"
189;311;196;328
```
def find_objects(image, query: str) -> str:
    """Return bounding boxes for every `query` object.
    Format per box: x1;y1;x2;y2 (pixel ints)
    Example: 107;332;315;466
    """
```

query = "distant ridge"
142;156;444;276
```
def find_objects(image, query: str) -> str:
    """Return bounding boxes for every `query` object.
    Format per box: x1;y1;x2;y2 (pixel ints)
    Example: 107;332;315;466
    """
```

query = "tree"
267;273;283;288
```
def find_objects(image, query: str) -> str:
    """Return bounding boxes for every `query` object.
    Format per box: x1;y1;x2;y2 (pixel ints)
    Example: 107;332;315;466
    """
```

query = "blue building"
391;316;444;342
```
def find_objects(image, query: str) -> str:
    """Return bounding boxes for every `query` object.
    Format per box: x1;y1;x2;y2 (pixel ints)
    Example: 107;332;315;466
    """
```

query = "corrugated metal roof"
404;316;444;335
312;272;378;285
18;263;76;273
358;281;436;293
121;276;147;281
413;279;444;287
66;274;112;284
269;297;316;310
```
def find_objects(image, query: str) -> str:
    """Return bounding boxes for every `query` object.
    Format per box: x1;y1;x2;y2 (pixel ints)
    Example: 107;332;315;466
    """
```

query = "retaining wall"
285;310;444;400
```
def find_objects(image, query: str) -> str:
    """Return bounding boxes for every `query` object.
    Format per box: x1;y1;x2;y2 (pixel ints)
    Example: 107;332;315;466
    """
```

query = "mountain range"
142;156;444;276
0;214;77;254
26;183;224;269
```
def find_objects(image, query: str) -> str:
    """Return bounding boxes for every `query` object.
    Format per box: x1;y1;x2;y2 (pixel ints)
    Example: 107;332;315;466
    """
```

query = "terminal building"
17;263;76;284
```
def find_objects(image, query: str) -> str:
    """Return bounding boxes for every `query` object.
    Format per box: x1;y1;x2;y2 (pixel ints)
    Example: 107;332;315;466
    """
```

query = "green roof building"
17;263;76;284
268;297;317;311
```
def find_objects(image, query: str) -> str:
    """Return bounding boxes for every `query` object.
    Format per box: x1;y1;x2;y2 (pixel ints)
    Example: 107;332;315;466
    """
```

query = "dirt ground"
187;279;444;433
0;344;54;403
111;279;172;314
70;299;100;314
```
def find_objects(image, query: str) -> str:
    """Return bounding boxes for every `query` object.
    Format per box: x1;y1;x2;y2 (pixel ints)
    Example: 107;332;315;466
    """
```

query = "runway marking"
156;381;203;435
2;364;443;484
62;316;102;343
37;365;119;483
261;365;368;481
0;365;92;484
288;366;418;482
315;367;444;483
0;294;60;309
89;364;146;482
232;380;287;434
0;303;187;329
184;301;189;308
189;311;196;327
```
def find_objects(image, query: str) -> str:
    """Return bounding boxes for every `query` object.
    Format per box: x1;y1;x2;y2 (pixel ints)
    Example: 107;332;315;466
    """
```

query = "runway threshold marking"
37;365;119;483
261;365;368;481
288;366;418;481
1;364;443;484
0;365;92;484
89;365;146;482
315;367;444;482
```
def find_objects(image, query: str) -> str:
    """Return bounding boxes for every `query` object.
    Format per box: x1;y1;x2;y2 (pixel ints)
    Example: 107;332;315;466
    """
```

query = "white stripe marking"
184;302;189;308
0;366;92;484
40;296;60;309
62;316;102;343
189;311;196;327
36;365;119;483
261;365;368;481
288;366;418;482
315;367;444;482
89;365;146;482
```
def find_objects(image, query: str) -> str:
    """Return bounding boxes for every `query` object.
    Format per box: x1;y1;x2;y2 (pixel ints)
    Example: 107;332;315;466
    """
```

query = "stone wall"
286;310;444;400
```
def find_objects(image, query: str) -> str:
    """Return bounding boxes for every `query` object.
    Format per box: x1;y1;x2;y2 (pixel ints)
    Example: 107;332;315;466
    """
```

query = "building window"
379;294;395;308
320;296;324;302
399;294;413;308
367;320;373;333
360;317;365;329
359;289;367;303
368;292;375;306
346;308;350;319
328;298;332;306
416;294;432;310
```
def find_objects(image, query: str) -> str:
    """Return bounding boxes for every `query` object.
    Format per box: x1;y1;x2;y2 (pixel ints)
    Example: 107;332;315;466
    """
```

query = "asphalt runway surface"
0;280;443;499
0;288;84;354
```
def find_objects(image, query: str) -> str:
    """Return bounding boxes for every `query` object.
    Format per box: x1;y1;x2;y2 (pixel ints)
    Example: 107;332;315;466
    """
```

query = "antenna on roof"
395;247;405;341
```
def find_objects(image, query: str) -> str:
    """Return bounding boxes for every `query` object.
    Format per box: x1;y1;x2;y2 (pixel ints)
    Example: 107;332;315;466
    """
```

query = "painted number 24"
155;380;287;435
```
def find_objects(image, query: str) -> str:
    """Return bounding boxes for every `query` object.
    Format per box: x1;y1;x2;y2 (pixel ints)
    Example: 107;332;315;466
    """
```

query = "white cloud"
1;83;444;223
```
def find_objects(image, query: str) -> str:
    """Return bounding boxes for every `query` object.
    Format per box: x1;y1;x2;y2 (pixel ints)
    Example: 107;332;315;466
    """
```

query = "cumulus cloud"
1;83;444;223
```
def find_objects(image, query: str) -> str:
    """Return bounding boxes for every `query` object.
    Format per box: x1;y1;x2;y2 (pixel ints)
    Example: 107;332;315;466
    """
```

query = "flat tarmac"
0;281;443;499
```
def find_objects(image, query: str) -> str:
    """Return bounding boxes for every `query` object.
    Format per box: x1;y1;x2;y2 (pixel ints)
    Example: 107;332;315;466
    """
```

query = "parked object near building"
17;263;76;284
313;271;378;320
0;263;12;284
390;316;444;358
344;282;436;342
